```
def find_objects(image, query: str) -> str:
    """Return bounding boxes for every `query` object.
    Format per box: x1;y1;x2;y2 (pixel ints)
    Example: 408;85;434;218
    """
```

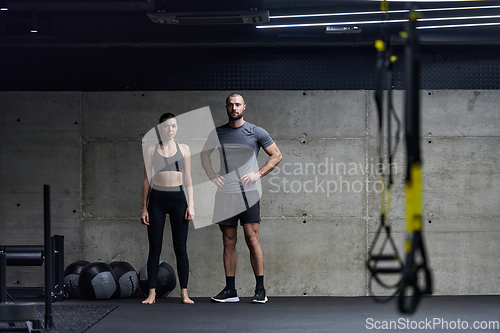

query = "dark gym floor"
65;295;500;332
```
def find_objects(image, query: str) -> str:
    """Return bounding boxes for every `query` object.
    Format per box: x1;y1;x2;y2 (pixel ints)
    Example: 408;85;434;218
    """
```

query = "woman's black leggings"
147;186;189;289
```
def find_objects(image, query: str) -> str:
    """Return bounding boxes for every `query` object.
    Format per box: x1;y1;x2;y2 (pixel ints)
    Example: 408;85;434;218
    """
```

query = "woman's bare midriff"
153;170;183;187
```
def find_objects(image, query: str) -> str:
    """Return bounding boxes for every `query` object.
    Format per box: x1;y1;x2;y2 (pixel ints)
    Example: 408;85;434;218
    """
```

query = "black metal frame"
0;185;64;332
1;236;64;302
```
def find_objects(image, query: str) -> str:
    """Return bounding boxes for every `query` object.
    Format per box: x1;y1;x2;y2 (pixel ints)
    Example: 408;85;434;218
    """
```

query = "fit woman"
141;113;195;304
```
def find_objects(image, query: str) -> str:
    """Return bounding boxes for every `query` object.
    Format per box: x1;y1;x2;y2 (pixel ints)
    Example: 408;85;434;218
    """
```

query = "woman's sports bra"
151;143;184;173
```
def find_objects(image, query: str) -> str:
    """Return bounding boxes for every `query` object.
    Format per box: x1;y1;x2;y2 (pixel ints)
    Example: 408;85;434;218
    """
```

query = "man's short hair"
226;93;245;105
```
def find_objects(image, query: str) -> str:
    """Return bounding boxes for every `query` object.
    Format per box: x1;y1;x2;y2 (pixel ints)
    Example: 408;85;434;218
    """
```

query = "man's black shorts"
213;190;261;226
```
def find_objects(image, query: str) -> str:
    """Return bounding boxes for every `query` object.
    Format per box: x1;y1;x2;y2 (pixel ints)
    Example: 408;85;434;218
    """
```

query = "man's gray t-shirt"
203;121;274;193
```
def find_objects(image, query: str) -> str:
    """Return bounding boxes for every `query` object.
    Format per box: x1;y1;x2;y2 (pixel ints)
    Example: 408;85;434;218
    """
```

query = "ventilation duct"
147;10;269;25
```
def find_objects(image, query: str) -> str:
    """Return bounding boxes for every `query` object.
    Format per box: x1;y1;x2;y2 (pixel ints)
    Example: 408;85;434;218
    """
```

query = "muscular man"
201;93;282;304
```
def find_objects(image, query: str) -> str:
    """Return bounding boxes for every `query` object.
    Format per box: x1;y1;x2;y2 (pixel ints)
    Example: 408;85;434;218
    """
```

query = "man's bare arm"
201;149;225;187
240;143;282;187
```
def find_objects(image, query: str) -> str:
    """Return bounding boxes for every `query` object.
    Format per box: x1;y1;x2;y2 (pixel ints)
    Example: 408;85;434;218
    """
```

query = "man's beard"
228;111;244;120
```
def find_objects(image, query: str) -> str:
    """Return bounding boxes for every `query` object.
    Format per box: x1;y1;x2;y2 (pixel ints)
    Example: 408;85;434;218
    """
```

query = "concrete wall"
1;90;499;297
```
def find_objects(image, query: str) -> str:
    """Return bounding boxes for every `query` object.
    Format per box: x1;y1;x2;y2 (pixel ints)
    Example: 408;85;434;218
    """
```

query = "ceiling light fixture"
31;14;38;33
256;19;408;29
325;25;362;33
420;14;500;22
258;14;500;30
269;5;500;20
270;10;406;20
418;5;500;13
258;9;500;30
418;21;500;29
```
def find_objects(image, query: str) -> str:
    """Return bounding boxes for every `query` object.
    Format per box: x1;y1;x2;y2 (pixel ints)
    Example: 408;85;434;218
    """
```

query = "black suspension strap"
154;125;162;146
366;5;404;302
398;4;432;314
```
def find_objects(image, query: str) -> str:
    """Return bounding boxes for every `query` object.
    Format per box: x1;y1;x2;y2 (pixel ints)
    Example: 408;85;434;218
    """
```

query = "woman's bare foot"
142;289;156;304
181;288;194;304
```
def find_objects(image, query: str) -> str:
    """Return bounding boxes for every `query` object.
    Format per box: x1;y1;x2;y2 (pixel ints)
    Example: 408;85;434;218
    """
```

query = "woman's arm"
141;145;154;225
141;165;151;225
181;144;195;221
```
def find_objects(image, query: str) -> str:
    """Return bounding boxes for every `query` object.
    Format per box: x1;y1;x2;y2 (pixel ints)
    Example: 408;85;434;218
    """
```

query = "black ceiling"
2;1;500;91
2;0;500;48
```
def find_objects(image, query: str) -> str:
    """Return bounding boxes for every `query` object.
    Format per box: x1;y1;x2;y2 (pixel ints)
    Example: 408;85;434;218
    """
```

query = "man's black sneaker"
211;287;240;303
251;288;268;304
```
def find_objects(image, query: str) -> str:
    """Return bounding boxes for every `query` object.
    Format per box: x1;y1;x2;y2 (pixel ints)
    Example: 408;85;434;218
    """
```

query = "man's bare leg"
243;222;264;276
220;224;238;276
211;224;240;302
244;221;268;303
